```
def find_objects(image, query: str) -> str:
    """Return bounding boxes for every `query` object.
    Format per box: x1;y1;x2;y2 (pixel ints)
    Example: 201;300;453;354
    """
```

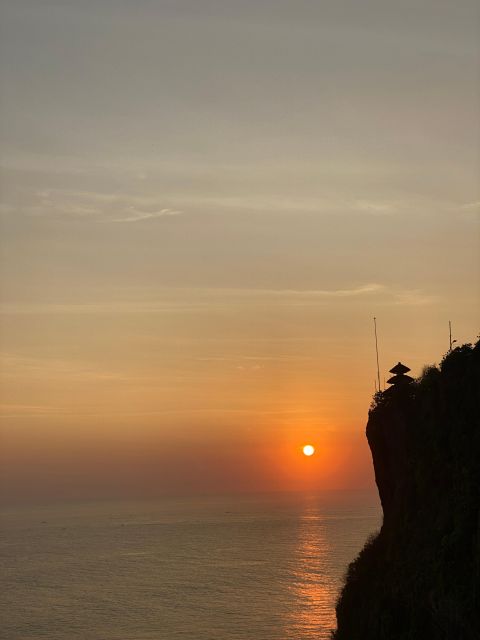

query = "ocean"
1;492;381;639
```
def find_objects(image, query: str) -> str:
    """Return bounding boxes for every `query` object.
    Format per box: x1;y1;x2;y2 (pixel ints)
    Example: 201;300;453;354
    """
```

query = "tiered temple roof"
387;362;414;386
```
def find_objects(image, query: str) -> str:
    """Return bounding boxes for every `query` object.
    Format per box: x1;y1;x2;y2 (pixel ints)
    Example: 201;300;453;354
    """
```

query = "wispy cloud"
0;403;68;418
0;183;405;220
392;289;439;306
352;200;396;215
461;201;480;211
460;201;480;220
0;283;437;316
111;207;181;223
272;283;386;297
0;352;136;382
2;189;184;223
164;193;399;215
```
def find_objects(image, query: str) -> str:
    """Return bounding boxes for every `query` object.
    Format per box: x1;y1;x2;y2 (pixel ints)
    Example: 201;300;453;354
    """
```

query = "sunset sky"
1;0;479;503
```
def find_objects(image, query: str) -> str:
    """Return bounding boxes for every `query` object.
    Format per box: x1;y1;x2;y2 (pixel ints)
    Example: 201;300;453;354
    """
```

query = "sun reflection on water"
286;501;338;638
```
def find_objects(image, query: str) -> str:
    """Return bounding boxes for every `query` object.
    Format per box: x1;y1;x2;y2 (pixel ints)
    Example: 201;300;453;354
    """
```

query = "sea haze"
1;492;381;639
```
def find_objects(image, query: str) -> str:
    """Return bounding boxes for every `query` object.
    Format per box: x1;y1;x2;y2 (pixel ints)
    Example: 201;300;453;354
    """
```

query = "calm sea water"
1;493;381;640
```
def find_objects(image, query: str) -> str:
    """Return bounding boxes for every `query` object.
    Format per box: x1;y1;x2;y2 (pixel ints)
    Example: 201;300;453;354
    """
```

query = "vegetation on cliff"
334;340;480;639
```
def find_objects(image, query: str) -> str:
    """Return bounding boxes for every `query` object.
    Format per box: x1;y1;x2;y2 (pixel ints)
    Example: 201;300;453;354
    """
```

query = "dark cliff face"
333;341;480;640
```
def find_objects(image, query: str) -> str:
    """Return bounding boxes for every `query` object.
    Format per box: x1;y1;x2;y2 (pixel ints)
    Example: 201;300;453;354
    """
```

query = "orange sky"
0;0;479;503
1;287;478;503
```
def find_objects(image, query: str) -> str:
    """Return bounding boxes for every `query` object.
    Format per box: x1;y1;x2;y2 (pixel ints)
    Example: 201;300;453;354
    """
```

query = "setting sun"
303;445;315;457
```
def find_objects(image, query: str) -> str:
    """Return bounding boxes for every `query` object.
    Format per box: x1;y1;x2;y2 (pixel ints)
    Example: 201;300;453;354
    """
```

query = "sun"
303;444;315;456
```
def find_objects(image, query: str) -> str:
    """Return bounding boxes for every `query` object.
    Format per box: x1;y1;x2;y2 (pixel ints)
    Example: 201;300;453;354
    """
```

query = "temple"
386;362;414;389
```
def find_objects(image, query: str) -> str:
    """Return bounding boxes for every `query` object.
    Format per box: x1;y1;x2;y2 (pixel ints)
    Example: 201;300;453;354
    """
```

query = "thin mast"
374;317;381;392
449;320;452;351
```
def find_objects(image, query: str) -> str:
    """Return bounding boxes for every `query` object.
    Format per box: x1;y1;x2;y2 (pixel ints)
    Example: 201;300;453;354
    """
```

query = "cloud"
6;187;398;220
279;283;386;297
165;193;399;216
0;283;437;316
0;352;135;382
2;179;449;222
460;201;480;220
111;207;181;223
392;289;439;306
352;200;396;215
461;201;480;211
1;189;183;223
0;403;68;418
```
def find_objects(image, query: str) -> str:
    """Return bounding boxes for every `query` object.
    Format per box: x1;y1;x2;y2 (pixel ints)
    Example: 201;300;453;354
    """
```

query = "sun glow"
303;444;315;457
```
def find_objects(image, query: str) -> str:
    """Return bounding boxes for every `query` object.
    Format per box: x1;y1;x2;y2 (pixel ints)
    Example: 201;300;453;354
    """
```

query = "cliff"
334;340;480;639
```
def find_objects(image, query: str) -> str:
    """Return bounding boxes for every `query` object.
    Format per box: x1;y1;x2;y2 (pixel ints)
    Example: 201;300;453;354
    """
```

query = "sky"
0;0;479;504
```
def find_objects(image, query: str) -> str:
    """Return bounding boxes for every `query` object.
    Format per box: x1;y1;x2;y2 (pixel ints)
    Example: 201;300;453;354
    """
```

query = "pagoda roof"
387;373;414;385
389;362;411;375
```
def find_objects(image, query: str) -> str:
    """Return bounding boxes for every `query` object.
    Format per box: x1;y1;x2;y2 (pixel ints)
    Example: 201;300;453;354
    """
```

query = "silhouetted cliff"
334;340;480;639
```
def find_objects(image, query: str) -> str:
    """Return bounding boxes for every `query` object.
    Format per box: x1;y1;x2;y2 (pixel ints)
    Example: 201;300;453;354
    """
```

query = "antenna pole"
374;317;381;392
449;320;452;351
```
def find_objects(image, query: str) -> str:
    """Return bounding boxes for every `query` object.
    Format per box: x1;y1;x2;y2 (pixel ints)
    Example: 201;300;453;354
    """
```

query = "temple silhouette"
385;362;414;393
